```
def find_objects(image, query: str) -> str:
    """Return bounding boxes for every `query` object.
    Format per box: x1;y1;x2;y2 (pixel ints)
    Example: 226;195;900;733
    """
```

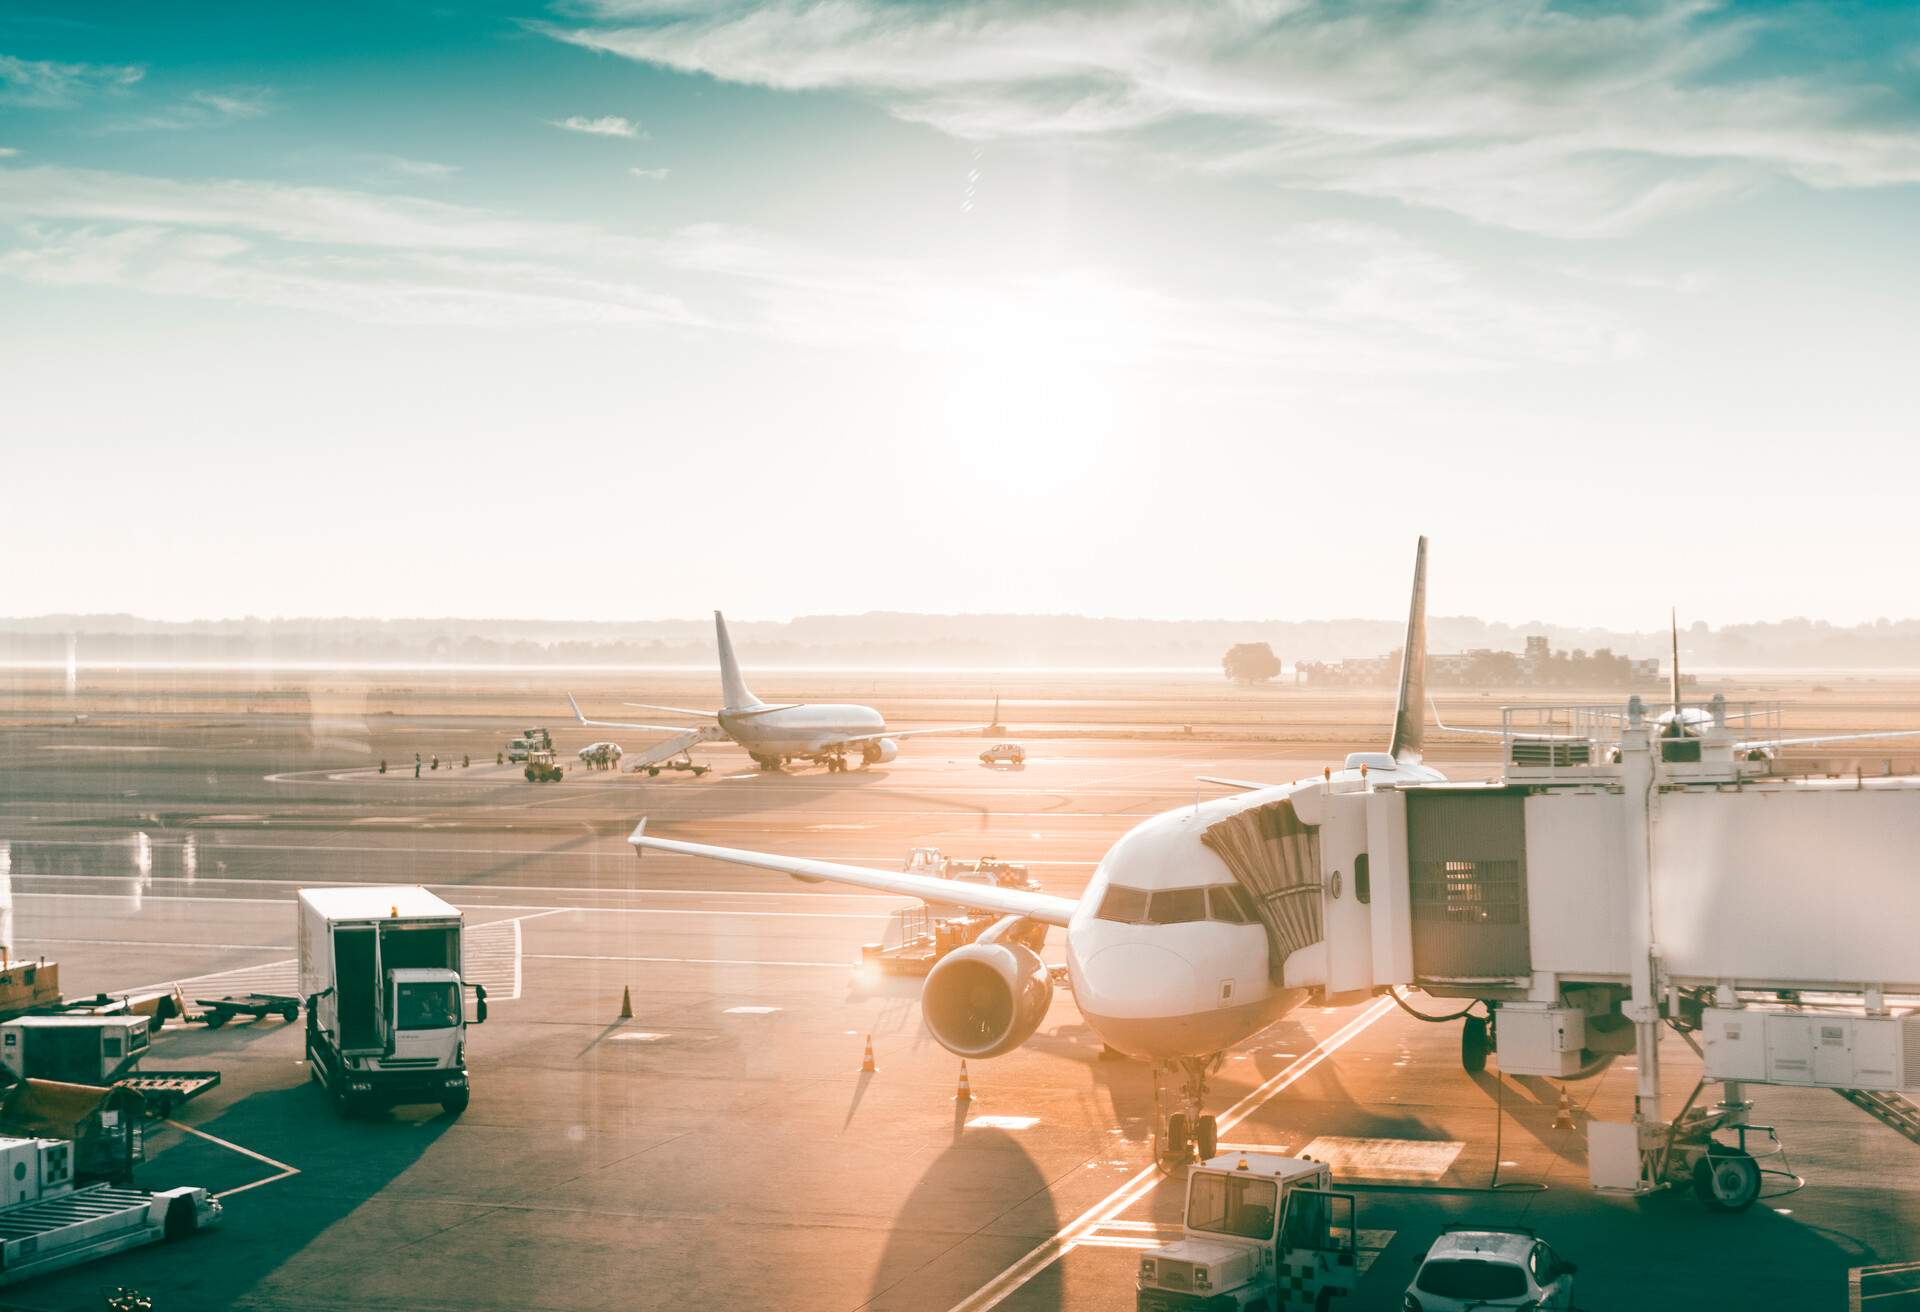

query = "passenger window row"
1096;883;1257;926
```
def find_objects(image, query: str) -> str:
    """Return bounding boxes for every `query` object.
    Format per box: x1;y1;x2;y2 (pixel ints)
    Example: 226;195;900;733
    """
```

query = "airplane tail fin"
1388;536;1430;765
1670;607;1681;717
715;610;764;712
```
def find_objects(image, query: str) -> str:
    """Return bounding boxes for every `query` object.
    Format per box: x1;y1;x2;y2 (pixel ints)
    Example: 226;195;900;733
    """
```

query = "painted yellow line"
946;995;1395;1312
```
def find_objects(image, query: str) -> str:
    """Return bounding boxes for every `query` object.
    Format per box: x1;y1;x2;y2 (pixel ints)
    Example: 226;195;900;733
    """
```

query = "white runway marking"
946;996;1395;1312
165;1119;300;1199
965;1115;1038;1130
723;1005;781;1015
1299;1135;1463;1179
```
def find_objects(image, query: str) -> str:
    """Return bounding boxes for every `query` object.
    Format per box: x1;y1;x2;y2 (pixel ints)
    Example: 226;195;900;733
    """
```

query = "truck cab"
1138;1153;1357;1312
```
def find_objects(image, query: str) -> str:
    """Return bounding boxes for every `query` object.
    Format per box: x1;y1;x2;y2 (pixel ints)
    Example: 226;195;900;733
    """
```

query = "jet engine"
922;940;1053;1058
861;737;899;765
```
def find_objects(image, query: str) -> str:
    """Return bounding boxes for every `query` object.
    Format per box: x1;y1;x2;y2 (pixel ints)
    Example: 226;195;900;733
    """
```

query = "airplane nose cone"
1080;943;1198;1018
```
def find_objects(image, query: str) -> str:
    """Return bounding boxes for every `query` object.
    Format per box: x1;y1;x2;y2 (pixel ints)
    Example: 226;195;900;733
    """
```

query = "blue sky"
3;1;1919;625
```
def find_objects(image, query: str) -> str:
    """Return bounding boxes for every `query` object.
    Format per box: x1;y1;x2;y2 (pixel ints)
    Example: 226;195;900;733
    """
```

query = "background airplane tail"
1388;536;1429;764
714;611;764;712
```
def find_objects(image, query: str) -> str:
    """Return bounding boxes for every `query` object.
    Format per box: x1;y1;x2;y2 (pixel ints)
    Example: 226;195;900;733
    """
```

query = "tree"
1222;642;1283;684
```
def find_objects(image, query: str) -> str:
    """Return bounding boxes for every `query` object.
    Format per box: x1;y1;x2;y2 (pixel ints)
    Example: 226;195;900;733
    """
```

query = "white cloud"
629;166;670;180
549;114;646;138
0;53;144;107
0;147;18;158
368;155;463;180
106;86;273;132
545;0;1920;236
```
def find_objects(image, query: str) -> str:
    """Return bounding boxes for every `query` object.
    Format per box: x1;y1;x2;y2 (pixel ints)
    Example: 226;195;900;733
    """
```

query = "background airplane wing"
1735;729;1920;753
627;821;1079;926
834;725;984;744
622;702;721;718
568;694;712;734
1199;776;1276;791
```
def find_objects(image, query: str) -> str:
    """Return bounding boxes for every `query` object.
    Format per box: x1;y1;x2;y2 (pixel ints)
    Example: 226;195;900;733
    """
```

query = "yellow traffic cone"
1553;1085;1575;1131
860;1034;878;1074
954;1060;972;1102
619;985;634;1020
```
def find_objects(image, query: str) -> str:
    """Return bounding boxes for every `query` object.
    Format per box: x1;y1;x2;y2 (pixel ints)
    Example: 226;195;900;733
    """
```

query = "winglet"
1388;536;1429;765
628;817;647;859
568;692;588;725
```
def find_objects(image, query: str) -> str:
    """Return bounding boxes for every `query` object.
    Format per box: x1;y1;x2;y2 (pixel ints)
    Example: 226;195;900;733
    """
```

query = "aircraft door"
1274;1186;1357;1311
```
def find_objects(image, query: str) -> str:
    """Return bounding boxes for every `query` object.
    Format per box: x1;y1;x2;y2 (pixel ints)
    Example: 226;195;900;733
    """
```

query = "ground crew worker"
414;753;421;779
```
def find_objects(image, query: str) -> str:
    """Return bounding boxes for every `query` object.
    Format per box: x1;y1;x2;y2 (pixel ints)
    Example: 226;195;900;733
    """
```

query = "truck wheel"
1462;1014;1489;1073
441;1088;470;1116
203;1010;229;1029
1694;1147;1761;1212
280;1005;299;1022
331;1082;359;1118
1196;1114;1218;1161
648;767;660;777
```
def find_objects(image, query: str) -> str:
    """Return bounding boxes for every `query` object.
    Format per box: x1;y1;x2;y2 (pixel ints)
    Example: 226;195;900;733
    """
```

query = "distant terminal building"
1299;635;1664;688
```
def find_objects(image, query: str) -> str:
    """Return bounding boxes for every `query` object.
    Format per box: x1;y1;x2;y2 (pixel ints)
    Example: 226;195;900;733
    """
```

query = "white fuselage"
720;703;885;758
1062;756;1444;1062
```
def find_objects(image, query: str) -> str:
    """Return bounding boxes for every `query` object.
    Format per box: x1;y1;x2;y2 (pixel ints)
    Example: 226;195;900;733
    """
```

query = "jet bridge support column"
1620;718;1662;1120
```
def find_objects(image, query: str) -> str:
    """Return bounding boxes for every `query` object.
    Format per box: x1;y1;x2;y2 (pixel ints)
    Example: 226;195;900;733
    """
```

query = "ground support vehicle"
1403;1226;1575;1311
0;1132;219;1288
577;742;624;771
114;1071;221;1118
0;1015;152;1085
523;751;564;783
1137;1153;1357;1312
860;907;1000;978
0;960;61;1021
191;993;299;1027
299;886;488;1118
979;743;1026;766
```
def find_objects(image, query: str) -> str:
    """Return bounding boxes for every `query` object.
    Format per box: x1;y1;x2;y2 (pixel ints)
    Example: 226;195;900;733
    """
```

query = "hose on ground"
1388;986;1484;1024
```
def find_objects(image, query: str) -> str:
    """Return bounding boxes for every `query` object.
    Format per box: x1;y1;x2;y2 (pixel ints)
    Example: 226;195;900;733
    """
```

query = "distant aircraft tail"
1388;536;1430;765
1670;607;1682;717
715;610;764;712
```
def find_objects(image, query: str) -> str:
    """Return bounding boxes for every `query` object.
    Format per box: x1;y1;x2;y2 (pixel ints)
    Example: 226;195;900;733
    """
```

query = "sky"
2;0;1918;628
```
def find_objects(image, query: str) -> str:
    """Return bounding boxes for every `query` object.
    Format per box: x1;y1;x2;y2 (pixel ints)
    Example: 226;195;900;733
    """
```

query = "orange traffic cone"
860;1034;878;1074
1553;1085;1575;1131
619;985;634;1020
954;1060;972;1102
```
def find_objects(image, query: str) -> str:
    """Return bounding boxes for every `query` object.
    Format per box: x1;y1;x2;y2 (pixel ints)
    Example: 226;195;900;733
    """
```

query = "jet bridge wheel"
1693;1146;1762;1213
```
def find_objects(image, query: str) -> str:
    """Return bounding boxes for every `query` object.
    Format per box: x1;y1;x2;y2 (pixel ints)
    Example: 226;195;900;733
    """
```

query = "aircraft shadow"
863;1128;1060;1311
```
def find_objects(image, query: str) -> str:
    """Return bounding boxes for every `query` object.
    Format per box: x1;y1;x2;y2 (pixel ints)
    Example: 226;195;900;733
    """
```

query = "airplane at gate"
627;539;1445;1163
570;610;976;773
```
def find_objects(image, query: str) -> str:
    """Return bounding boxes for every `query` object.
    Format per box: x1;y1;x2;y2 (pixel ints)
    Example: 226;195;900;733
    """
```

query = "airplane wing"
1734;729;1920;753
568;694;711;735
1199;776;1277;792
622;702;721;718
1428;697;1584;740
833;725;985;744
627;820;1079;926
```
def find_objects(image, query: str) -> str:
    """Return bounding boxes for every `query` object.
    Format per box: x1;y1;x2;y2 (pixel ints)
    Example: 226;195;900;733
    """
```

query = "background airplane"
628;539;1441;1163
571;610;978;773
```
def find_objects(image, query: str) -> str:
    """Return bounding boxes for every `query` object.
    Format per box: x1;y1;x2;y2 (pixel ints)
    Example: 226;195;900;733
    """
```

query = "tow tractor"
1137;1152;1358;1312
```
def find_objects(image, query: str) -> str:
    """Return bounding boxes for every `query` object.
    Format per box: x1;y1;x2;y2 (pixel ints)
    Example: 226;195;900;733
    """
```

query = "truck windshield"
1187;1172;1277;1240
396;982;461;1030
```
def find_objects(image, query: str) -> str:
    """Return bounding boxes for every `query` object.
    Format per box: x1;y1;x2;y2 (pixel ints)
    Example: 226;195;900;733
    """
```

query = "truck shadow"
23;1081;454;1310
864;1127;1060;1311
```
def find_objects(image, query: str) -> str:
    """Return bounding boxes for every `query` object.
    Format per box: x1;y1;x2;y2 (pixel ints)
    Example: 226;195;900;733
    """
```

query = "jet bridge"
1279;699;1920;1210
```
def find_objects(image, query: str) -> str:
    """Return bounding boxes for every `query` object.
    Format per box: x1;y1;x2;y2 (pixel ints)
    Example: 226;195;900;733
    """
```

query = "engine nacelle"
862;737;899;764
922;940;1053;1058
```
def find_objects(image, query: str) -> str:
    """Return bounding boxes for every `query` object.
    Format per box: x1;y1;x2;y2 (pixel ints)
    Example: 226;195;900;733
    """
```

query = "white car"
1404;1227;1576;1311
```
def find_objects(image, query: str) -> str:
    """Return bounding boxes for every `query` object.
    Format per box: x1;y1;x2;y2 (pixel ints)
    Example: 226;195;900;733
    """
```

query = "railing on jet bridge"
1495;700;1783;779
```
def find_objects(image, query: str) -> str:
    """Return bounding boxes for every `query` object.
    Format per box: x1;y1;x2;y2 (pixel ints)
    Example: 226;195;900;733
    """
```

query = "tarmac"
1;680;1917;1310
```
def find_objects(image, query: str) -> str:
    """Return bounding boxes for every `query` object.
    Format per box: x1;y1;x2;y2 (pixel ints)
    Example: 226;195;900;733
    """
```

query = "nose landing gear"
1154;1055;1223;1168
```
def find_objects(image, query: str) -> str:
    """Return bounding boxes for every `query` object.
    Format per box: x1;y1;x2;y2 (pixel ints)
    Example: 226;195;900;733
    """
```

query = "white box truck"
298;886;487;1117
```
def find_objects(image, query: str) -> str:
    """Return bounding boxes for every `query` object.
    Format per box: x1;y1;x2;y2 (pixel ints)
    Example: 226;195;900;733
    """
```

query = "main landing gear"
1154;1054;1222;1168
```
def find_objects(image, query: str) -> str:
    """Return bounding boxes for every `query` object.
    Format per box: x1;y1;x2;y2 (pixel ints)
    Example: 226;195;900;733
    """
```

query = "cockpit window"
1209;886;1254;924
1148;888;1207;924
1096;885;1151;924
1099;884;1259;926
